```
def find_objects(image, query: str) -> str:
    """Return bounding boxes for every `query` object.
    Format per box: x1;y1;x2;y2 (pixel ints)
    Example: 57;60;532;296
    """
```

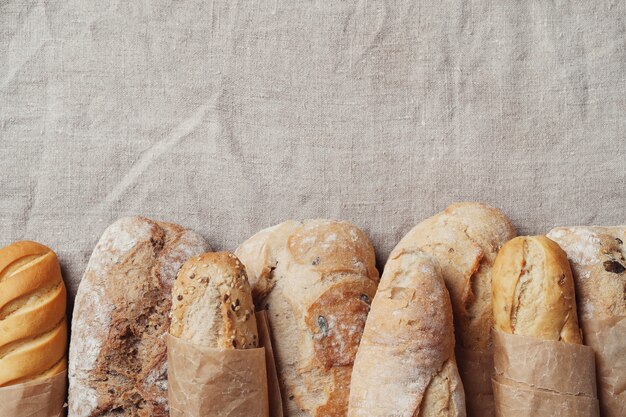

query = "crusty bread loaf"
393;203;516;351
0;241;67;387
235;219;379;417
547;226;625;417
348;248;465;417
170;251;258;349
492;235;582;343
547;226;626;321
68;217;209;417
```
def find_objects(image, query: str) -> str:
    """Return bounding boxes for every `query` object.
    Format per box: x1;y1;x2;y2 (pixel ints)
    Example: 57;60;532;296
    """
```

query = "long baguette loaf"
348;248;465;417
387;203;515;417
491;235;582;343
170;251;258;348
68;217;209;417
235;219;379;417
547;226;626;417
0;241;67;387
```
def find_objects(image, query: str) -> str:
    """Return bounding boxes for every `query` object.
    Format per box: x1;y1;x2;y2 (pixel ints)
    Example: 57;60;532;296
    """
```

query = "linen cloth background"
1;0;625;305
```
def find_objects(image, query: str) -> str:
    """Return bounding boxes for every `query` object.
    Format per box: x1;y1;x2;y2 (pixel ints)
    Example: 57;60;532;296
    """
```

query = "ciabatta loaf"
236;219;379;417
170;251;258;348
68;217;209;417
0;241;67;387
348;249;465;417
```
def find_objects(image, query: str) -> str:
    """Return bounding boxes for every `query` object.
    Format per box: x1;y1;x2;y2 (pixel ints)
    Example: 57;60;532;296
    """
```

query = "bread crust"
391;203;516;351
348;249;465;417
170;251;258;349
236;219;379;417
0;241;67;387
492;236;582;343
68;217;209;417
547;226;626;321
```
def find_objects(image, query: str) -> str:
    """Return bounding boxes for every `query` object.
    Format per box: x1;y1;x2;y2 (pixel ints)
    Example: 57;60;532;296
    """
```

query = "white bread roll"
170;251;259;349
0;241;67;387
236;219;379;417
348;249;465;417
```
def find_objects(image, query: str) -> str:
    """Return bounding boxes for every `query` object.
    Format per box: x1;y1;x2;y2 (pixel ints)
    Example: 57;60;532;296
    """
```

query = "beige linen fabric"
1;0;625;305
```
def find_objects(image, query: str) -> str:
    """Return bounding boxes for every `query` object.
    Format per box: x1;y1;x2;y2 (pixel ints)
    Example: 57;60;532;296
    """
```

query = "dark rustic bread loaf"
68;217;209;417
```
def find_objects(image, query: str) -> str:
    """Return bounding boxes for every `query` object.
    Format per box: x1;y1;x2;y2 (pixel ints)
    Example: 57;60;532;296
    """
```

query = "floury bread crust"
547;226;626;321
348;249;465;417
235;219;379;417
392;203;516;351
170;251;259;349
68;217;209;417
491;235;582;343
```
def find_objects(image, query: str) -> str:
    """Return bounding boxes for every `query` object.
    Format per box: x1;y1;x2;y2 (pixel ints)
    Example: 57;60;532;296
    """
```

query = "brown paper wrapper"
0;370;67;417
582;316;626;417
492;330;599;417
456;347;495;417
255;311;284;417
167;336;269;417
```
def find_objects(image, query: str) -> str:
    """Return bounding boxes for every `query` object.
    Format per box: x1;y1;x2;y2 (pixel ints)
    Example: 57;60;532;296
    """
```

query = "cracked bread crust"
348;249;465;417
491;235;582;344
68;217;209;417
236;219;379;417
170;251;258;349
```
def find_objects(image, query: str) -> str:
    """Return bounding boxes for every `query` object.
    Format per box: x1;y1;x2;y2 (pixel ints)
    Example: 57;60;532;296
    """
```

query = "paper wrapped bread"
491;235;598;417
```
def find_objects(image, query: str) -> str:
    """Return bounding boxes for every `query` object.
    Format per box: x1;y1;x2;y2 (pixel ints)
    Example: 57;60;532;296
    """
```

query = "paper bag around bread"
167;310;283;417
0;370;67;417
492;330;599;417
582;316;626;417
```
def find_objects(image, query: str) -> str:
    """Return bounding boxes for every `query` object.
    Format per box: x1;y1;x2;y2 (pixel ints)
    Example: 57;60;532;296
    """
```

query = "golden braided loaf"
0;241;67;387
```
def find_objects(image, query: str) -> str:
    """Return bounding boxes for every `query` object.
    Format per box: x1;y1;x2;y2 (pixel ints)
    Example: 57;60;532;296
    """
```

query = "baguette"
491;235;582;343
348;249;465;417
0;241;67;387
547;226;626;417
68;217;209;417
170;251;258;348
235;219;379;417
388;203;515;416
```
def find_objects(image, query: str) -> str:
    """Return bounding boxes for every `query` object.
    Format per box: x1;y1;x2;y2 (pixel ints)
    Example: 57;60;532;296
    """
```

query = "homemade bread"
0;241;67;387
547;227;626;321
170;251;258;349
348;249;465;417
68;217;209;417
491;235;582;343
235;219;379;417
547;226;626;417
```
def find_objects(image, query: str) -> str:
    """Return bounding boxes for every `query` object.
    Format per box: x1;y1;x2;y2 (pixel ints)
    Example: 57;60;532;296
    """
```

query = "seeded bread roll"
0;241;67;387
492;235;582;343
170;252;258;349
348;249;465;417
236;219;379;417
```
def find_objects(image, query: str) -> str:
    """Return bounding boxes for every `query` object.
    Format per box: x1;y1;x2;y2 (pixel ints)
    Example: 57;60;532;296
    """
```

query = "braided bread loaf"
0;241;67;387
